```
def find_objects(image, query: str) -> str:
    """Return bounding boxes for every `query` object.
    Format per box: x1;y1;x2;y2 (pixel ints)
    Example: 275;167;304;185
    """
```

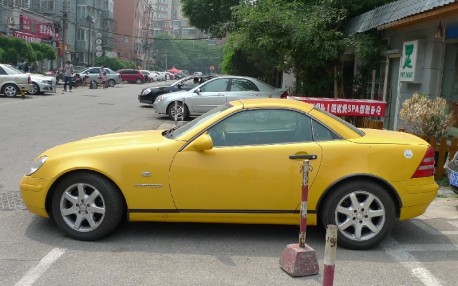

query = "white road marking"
15;248;65;286
382;237;444;286
448;220;458;228
411;220;439;235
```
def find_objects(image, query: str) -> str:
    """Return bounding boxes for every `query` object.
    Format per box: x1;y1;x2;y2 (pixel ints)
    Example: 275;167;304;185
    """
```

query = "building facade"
113;0;153;67
0;0;115;69
347;0;458;131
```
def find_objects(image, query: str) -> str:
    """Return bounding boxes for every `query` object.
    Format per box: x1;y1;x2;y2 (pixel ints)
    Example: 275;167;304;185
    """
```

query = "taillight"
280;91;288;99
412;145;435;178
28;75;31;84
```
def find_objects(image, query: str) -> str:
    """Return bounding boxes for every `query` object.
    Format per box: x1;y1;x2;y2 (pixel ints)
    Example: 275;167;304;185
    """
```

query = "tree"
219;0;396;96
151;34;222;73
181;0;240;38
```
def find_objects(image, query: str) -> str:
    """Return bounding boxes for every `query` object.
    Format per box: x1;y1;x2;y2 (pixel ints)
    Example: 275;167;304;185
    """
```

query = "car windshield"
164;103;233;139
5;65;24;74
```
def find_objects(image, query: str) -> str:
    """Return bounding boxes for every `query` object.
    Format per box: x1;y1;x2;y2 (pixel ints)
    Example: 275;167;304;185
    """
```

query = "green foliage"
185;0;397;95
152;34;222;73
93;56;136;71
181;0;240;38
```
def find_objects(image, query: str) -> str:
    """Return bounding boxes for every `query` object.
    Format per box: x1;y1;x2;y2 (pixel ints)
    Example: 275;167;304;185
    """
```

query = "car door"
186;78;230;114
169;108;323;213
85;67;100;82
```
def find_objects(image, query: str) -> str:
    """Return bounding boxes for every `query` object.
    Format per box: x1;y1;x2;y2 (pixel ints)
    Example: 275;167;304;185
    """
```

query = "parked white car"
147;71;159;82
0;64;32;96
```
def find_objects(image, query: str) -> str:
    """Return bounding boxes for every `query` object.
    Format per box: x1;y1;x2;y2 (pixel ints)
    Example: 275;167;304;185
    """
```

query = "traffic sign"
96;39;102;45
96;51;102;57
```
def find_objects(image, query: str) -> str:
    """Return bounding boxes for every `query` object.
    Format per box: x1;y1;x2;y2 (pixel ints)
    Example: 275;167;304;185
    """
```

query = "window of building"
40;0;53;10
77;28;87;41
441;43;458;102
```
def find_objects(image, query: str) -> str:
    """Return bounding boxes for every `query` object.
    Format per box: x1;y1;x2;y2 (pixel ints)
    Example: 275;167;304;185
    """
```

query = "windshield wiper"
164;126;179;138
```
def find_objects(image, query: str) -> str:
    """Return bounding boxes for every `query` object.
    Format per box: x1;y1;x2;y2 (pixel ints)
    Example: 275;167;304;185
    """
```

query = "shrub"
399;93;454;138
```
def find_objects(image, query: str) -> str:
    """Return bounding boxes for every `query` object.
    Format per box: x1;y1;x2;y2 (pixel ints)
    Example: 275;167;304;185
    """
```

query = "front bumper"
20;175;52;218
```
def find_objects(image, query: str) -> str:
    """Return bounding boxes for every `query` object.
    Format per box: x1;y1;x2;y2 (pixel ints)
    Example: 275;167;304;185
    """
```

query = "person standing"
63;61;74;92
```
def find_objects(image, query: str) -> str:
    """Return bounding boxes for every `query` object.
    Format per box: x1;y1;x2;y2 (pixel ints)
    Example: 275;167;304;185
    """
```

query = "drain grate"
0;192;27;210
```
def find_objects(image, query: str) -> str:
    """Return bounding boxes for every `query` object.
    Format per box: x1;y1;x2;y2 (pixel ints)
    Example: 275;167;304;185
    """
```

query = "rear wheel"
2;84;19;97
136;78;142;84
167;101;189;120
321;180;395;250
451;185;458;194
51;172;124;241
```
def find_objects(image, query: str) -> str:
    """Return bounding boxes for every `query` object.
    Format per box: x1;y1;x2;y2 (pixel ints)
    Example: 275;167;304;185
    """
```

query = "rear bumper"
394;178;438;220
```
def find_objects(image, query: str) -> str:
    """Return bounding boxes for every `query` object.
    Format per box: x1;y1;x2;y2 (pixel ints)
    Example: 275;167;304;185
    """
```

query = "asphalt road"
0;82;457;286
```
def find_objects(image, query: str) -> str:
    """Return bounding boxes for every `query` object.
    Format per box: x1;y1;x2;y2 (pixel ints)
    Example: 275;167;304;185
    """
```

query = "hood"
350;129;428;145
43;130;171;157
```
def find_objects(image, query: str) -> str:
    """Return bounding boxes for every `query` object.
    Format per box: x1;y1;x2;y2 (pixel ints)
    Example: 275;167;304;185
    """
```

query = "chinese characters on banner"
288;96;386;117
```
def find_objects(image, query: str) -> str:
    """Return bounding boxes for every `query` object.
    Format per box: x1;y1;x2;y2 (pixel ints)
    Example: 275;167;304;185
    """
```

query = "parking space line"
15;248;65;286
448;220;458;228
411;220;439;235
382;237;443;286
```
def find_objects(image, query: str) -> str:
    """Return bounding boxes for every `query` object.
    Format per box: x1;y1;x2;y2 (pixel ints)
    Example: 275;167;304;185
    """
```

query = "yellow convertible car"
20;98;438;249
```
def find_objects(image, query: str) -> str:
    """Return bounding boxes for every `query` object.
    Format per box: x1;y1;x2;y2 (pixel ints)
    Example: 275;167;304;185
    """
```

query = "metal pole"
62;0;68;67
323;225;338;286
299;160;310;248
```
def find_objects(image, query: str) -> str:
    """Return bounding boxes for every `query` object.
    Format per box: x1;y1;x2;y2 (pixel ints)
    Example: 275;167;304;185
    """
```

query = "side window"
200;79;229;92
0;67;6;75
88;68;99;73
312;120;336;141
230;79;259;92
207;109;313;147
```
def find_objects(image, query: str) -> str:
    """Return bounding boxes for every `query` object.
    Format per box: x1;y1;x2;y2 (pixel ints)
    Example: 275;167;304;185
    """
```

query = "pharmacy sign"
399;40;418;82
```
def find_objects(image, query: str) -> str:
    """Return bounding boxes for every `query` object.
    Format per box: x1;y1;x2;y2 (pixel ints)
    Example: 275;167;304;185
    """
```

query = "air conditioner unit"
7;17;15;25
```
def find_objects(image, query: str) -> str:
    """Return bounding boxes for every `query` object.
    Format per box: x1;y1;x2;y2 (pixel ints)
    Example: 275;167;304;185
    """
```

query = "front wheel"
107;79;116;87
321;180;396;250
136;78;143;84
51;172;124;241
167;101;189;120
29;83;40;95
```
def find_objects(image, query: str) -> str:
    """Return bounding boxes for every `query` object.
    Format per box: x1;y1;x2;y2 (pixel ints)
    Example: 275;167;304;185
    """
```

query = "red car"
117;69;145;84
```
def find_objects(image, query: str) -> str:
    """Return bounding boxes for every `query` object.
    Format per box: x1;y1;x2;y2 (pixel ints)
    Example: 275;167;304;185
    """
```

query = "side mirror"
195;88;201;95
183;134;213;152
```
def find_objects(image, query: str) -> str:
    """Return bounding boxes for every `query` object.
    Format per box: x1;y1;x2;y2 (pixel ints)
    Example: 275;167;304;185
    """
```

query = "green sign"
399;40;418;82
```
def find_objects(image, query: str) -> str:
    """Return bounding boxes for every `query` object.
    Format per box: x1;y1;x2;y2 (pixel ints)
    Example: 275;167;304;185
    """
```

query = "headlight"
155;95;164;103
26;156;47;176
141;88;151;95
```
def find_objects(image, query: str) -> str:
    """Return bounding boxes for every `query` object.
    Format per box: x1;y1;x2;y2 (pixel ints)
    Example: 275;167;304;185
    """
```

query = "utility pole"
61;0;68;68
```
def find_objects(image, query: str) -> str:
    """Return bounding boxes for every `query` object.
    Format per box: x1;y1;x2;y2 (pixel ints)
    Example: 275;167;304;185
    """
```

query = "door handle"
289;154;318;160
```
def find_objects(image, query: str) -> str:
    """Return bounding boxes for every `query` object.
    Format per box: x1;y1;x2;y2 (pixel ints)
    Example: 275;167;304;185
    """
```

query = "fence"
425;137;458;179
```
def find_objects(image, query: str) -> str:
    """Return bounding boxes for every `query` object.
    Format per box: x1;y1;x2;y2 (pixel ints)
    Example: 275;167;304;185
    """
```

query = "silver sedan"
153;75;288;120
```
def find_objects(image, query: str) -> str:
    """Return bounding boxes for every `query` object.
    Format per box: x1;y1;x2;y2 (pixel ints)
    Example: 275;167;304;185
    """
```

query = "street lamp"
86;16;95;66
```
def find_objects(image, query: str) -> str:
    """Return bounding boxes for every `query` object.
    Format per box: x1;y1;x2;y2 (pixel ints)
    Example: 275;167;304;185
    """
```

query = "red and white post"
323;224;338;286
279;160;319;277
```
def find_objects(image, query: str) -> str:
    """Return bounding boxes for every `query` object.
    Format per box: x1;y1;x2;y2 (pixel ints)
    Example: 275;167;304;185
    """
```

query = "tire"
51;172;124;241
29;83;40;95
136;78;142;84
451;185;458;194
107;79;116;87
2;84;19;97
167;101;189;120
321;180;395;250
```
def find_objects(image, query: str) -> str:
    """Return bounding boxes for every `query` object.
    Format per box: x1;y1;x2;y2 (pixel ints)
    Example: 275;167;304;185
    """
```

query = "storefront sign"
13;31;41;43
20;15;58;40
399;40;418;82
288;96;386;117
